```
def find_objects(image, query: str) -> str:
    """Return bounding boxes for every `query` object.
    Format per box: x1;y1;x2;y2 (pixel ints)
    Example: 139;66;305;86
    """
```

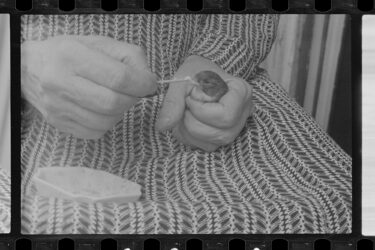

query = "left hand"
155;55;254;152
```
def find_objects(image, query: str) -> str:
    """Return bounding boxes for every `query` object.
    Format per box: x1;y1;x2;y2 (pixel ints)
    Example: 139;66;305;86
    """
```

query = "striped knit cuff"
187;32;256;80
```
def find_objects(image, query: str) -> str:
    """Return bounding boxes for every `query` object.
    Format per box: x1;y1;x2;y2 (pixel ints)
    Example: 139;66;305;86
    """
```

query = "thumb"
155;83;189;131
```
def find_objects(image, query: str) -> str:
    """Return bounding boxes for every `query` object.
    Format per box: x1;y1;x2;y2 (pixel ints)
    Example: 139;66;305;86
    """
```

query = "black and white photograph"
20;14;352;234
0;14;11;233
362;15;375;236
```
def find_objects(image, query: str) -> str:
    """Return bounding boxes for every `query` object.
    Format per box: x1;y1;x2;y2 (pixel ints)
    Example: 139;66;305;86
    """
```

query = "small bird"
193;70;229;102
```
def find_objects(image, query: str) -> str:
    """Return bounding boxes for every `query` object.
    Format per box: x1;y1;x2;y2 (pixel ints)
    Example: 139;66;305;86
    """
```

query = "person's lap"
20;69;352;234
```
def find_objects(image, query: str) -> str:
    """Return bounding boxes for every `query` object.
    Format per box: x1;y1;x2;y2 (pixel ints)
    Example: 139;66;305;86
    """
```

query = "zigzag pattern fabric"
20;14;352;234
0;169;10;233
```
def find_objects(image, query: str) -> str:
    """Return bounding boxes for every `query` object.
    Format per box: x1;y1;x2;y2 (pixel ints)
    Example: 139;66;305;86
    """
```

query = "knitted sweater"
0;169;10;233
21;14;352;234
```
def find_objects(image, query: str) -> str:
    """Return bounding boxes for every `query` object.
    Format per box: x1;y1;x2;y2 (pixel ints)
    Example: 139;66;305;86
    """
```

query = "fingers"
77;36;150;71
186;79;253;128
77;36;158;97
46;76;139;115
173;123;219;152
155;82;193;131
58;39;156;97
48;116;107;140
159;77;252;150
189;85;218;103
43;90;124;131
183;104;251;146
183;110;234;145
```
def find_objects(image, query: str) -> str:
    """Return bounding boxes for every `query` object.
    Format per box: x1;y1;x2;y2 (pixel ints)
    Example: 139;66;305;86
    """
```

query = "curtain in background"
261;15;347;131
0;15;10;174
362;15;375;236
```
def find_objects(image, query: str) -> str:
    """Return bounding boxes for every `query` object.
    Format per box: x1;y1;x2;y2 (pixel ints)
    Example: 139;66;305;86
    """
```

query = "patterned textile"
0;169;10;233
21;14;352;234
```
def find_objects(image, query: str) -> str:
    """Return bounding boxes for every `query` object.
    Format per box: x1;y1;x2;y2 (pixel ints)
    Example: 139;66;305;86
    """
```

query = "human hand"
156;55;254;152
21;35;157;139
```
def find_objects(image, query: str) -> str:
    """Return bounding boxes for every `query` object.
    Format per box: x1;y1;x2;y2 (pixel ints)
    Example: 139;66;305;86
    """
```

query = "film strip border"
0;0;372;12
0;1;369;250
0;237;373;250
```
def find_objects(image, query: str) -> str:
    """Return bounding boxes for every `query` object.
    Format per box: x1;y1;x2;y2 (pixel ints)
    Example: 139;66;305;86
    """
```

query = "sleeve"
186;14;279;80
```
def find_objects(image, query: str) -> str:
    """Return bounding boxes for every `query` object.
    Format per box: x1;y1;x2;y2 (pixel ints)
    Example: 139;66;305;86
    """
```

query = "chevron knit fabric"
20;14;352;234
0;169;10;233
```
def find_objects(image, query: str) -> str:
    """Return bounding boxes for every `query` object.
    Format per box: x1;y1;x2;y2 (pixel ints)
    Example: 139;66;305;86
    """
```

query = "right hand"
21;35;157;139
156;55;254;152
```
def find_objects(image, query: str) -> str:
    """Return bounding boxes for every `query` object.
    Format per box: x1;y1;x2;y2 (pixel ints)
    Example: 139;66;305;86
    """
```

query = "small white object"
253;248;260;250
32;167;142;203
157;76;198;85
